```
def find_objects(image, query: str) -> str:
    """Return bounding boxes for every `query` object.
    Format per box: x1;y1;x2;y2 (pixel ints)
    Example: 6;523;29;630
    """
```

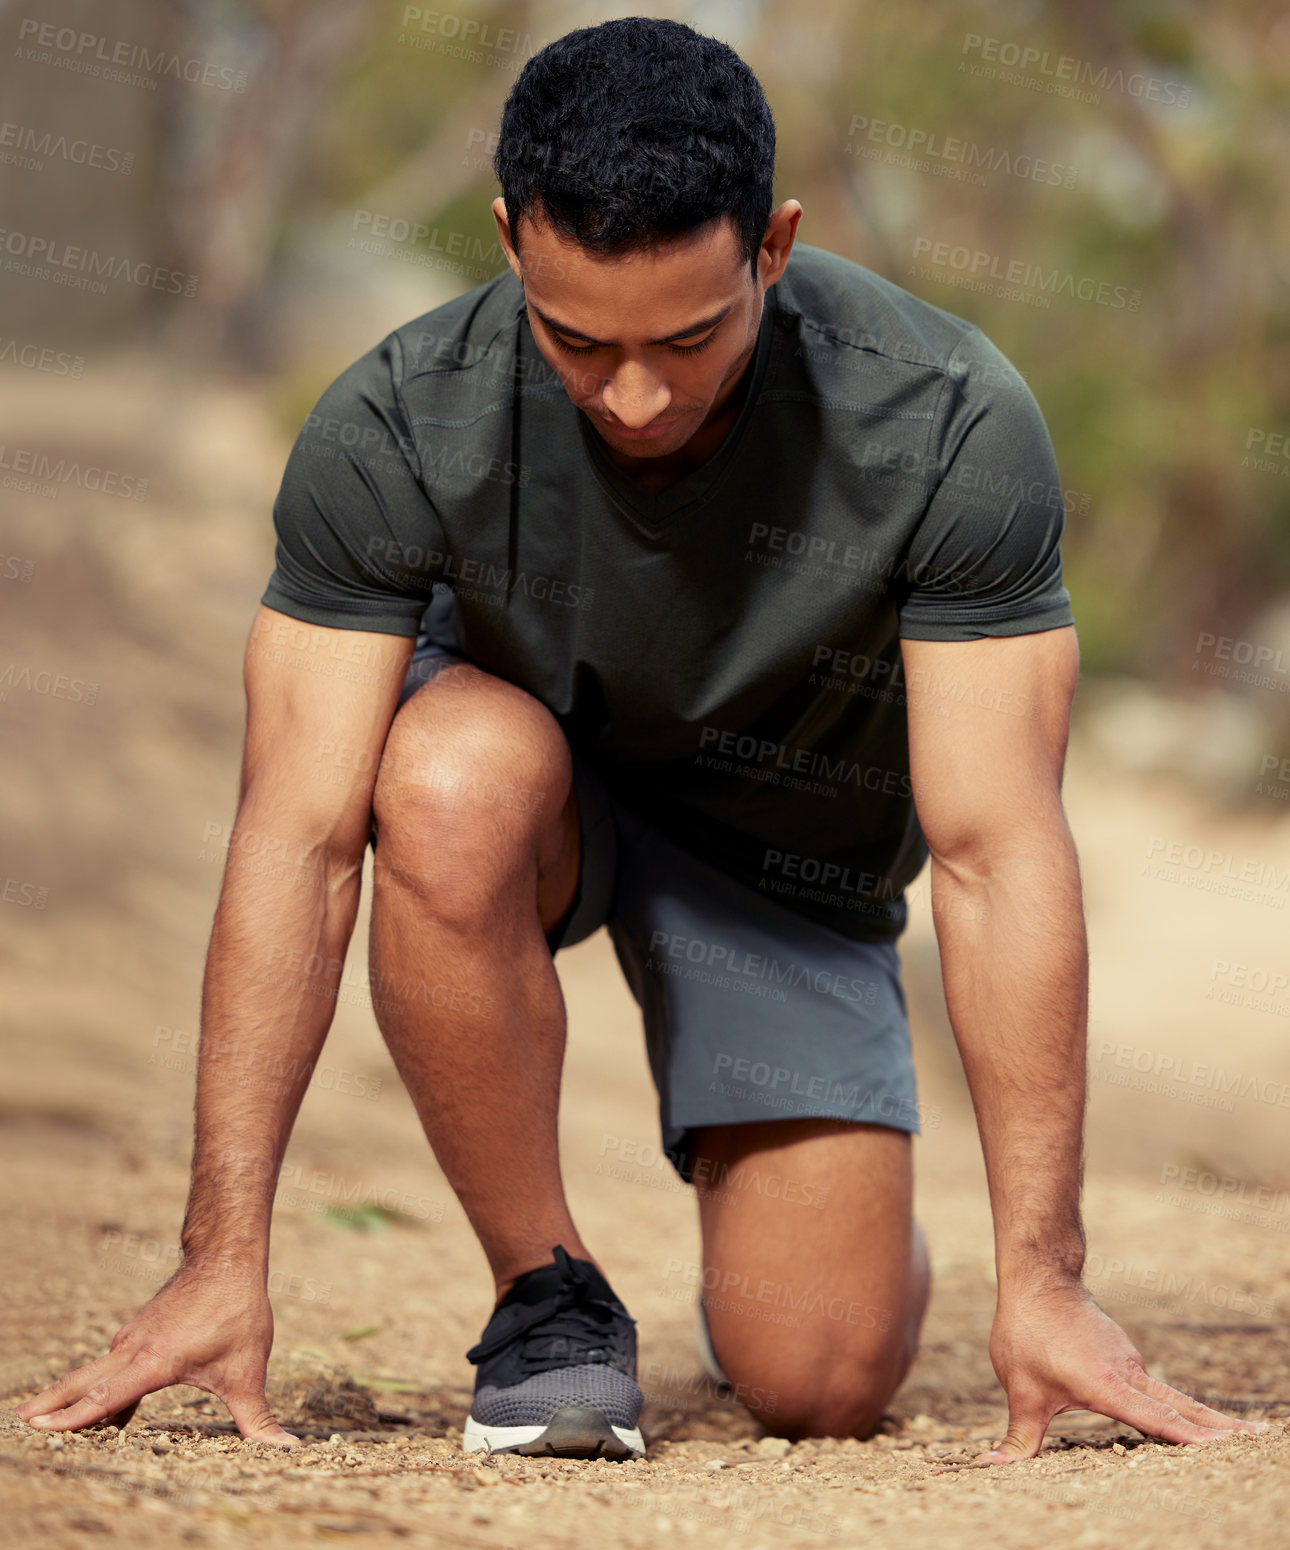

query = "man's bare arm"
902;626;1264;1461
182;609;413;1265
13;607;413;1443
904;627;1087;1288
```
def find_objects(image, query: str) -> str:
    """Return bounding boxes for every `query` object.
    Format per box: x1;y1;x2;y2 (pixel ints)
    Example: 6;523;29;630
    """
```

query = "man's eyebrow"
531;303;733;346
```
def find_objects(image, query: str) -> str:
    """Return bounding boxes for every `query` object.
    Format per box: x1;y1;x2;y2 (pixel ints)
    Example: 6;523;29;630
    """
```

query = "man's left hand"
976;1283;1267;1463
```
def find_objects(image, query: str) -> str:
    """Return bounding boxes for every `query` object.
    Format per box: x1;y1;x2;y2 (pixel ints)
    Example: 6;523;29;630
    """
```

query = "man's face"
493;201;771;462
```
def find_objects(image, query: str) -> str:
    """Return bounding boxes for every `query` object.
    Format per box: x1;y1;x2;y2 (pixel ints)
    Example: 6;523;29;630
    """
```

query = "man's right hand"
12;1264;299;1447
12;612;413;1451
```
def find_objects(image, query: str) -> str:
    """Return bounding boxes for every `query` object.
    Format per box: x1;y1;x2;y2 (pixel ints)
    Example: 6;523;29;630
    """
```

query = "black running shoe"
462;1244;645;1458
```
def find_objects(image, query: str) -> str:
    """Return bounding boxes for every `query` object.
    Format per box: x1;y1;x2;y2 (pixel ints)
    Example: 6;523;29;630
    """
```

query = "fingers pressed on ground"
16;1355;126;1423
30;1397;127;1432
1101;1380;1232;1445
1137;1375;1269;1433
26;1367;157;1433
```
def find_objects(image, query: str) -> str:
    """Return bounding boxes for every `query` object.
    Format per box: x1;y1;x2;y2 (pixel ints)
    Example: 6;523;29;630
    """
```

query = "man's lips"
598;414;682;440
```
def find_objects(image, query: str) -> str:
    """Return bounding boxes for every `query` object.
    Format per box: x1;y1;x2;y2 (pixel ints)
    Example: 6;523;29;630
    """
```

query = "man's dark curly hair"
493;16;776;275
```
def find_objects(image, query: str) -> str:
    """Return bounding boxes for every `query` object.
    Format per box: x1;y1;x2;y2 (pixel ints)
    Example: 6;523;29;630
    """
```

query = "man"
16;16;1263;1462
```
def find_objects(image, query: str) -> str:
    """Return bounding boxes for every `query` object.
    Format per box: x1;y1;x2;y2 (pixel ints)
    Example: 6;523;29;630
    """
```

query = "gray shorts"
391;603;921;1183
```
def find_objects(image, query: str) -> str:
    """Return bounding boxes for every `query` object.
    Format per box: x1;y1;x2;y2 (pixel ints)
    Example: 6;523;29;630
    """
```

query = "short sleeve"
260;334;442;637
895;335;1075;641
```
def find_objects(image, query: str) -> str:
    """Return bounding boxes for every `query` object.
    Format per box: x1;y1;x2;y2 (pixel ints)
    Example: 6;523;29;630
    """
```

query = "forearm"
180;810;365;1269
929;818;1089;1294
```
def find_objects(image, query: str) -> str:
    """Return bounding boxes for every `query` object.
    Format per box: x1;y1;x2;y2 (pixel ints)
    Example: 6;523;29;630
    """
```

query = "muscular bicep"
901;626;1079;868
239;606;414;858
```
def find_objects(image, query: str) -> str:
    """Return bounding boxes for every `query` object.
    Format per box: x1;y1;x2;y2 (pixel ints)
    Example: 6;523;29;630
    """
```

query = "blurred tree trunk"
162;0;378;367
0;0;163;349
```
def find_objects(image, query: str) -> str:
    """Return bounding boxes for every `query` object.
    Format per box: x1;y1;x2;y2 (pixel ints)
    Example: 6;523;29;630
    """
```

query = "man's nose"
601;360;670;428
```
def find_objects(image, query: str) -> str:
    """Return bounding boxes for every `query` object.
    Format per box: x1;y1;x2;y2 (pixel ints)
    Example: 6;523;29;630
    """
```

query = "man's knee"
707;1286;917;1441
370;670;571;893
722;1340;907;1441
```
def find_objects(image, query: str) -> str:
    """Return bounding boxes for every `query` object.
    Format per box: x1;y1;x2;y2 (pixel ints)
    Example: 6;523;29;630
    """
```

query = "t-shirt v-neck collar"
563;293;779;531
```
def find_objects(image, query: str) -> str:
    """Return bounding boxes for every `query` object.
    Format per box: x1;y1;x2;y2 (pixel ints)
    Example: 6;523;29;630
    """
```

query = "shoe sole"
463;1404;645;1459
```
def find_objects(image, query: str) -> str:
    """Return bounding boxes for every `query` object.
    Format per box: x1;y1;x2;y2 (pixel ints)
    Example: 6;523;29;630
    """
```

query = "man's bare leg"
688;1118;930;1438
368;661;588;1301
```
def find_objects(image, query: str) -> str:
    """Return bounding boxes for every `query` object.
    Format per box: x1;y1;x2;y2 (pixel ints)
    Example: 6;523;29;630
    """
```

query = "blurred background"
2;0;1289;1534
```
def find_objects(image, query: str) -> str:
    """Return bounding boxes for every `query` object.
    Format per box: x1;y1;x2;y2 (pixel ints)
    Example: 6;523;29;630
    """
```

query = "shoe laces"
466;1245;634;1376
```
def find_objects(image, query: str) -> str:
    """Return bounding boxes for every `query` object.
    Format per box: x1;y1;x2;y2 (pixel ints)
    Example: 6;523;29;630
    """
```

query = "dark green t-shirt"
263;242;1075;942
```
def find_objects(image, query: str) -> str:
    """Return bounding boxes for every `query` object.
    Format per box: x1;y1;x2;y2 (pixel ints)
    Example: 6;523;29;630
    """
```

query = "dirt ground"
2;361;1288;1548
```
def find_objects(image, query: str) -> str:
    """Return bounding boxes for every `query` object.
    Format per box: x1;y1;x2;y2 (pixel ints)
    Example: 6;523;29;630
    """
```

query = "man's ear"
758;199;803;289
493;197;522;279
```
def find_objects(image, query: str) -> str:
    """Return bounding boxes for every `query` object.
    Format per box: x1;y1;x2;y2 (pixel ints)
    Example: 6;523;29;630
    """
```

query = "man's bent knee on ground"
686;1118;930;1440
